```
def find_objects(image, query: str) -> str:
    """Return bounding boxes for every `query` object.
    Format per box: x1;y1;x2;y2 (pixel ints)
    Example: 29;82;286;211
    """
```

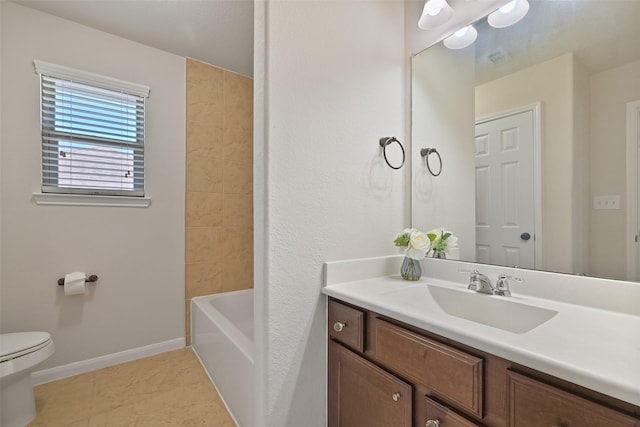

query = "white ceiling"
10;0;254;77
13;0;639;83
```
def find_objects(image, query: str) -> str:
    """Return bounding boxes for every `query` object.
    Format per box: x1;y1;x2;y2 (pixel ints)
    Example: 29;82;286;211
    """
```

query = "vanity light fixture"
487;0;530;28
443;25;478;50
418;0;454;30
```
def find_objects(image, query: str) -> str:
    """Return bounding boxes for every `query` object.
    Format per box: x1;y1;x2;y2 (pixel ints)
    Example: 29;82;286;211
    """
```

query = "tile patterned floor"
28;348;236;427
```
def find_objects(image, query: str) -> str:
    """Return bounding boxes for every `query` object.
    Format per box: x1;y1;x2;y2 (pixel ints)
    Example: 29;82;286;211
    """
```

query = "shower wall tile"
223;193;253;232
186;261;223;299
185;300;191;346
186;59;224;112
186;192;223;228
185;59;253;343
185;227;223;264
224;71;252;113
186;120;223;156
223;159;253;195
223;126;253;163
186;150;223;193
223;72;253;160
222;227;253;291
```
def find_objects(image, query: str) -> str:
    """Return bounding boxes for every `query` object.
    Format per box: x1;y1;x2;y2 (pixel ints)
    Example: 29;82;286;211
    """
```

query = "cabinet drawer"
420;396;482;427
374;319;483;417
328;300;364;352
507;371;640;427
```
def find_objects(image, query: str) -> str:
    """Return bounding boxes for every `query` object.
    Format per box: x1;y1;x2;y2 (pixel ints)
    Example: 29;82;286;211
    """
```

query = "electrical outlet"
593;195;621;210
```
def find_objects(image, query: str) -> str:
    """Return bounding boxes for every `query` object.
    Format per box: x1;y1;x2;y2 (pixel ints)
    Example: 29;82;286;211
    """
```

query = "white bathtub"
191;289;253;427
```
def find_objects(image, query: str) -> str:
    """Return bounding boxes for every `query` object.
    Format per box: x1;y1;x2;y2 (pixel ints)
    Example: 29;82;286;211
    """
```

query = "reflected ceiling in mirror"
411;0;640;282
474;0;640;85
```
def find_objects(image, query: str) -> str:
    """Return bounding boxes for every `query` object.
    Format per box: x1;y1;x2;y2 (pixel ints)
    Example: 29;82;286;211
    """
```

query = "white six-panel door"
475;110;536;269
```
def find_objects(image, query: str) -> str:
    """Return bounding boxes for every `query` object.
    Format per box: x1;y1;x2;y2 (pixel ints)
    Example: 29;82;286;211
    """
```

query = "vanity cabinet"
507;371;640;427
327;298;640;427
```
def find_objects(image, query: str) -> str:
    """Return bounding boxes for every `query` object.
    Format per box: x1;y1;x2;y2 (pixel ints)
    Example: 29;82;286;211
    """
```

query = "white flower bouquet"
427;228;458;258
394;228;432;260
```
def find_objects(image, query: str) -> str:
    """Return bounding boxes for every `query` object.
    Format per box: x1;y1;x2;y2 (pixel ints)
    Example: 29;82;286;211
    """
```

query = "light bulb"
443;25;478;50
454;27;469;37
488;0;530;28
425;0;446;16
418;0;454;30
499;0;517;14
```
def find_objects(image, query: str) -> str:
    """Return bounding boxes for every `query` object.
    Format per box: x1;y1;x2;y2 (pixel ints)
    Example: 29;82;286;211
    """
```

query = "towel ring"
379;137;405;170
420;148;442;176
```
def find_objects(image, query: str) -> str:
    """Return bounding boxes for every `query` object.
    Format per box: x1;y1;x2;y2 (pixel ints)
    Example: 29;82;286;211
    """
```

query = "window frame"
34;60;150;198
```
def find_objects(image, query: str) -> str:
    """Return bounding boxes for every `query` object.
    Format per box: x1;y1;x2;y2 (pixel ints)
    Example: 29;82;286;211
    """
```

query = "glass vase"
432;250;446;259
400;257;422;281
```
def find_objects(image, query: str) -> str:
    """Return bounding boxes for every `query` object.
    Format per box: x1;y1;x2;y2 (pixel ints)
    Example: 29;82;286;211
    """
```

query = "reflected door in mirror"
475;109;536;269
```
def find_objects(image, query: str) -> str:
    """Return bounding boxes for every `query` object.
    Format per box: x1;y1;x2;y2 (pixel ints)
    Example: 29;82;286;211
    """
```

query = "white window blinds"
34;61;150;197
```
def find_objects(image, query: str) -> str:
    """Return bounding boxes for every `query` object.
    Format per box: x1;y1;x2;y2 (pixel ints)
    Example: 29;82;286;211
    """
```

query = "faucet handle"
494;274;523;297
497;274;523;283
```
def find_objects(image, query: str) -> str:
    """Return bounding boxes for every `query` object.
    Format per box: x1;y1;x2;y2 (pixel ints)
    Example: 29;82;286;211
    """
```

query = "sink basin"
385;284;558;334
427;285;558;334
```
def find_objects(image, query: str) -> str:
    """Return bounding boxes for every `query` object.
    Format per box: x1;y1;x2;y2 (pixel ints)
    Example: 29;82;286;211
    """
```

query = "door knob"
520;232;531;241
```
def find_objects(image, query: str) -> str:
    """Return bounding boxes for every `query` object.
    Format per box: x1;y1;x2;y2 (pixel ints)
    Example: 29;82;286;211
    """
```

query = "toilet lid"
0;332;52;362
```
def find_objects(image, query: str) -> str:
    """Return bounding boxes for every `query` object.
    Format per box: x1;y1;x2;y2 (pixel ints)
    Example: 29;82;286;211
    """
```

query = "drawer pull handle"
391;392;401;402
425;420;440;427
333;322;346;332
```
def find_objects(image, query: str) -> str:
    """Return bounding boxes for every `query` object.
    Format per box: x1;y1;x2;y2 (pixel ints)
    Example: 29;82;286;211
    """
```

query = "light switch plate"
593;195;621;210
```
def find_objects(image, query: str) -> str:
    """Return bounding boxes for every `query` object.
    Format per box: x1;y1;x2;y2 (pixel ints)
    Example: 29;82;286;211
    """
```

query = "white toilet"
0;332;55;427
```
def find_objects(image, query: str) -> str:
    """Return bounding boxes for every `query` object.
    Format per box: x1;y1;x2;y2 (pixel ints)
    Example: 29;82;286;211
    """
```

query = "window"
34;61;150;197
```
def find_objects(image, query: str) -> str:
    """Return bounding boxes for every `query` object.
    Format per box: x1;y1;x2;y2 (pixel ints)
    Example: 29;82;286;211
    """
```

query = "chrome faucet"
467;270;494;294
462;270;523;297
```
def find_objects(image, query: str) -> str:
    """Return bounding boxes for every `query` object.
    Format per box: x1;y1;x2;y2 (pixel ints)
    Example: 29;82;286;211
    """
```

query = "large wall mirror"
411;0;640;282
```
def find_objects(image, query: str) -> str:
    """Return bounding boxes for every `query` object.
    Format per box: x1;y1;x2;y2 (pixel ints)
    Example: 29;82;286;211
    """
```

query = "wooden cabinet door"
329;340;412;427
508;371;640;427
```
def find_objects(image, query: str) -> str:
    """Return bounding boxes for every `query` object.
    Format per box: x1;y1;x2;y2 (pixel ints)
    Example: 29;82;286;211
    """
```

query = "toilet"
0;332;55;427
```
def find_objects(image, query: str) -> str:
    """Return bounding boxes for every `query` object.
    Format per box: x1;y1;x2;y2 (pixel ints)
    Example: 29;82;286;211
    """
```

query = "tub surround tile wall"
185;59;253;344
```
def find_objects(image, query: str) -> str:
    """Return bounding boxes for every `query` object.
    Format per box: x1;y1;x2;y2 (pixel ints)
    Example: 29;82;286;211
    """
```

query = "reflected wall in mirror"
411;0;640;282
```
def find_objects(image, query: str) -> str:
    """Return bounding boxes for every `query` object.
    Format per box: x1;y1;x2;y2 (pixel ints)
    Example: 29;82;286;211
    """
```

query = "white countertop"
322;256;640;406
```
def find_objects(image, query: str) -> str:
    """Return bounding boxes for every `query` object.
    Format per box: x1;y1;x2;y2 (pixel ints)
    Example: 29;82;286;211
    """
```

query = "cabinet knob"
333;322;346;332
425;420;440;427
391;392;401;402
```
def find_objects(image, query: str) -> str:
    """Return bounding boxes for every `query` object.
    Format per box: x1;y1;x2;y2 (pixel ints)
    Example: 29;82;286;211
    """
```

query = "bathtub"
191;289;253;427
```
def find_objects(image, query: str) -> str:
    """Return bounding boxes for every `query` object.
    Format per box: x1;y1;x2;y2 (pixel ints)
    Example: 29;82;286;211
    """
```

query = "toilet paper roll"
64;272;87;296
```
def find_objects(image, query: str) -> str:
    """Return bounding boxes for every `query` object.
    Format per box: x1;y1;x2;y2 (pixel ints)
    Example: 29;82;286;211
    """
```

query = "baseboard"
31;337;185;385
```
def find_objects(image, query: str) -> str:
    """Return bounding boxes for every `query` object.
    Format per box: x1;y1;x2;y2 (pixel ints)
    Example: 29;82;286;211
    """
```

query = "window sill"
32;193;152;208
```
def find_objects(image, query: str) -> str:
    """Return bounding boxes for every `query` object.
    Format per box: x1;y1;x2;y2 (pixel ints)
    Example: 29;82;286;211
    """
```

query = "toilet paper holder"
57;274;98;286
